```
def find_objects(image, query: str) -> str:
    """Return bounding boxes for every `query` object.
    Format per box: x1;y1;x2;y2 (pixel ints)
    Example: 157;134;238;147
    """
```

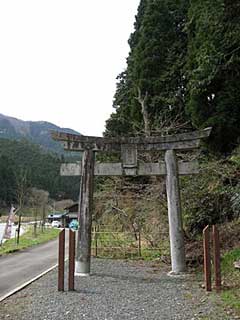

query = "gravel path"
0;259;235;320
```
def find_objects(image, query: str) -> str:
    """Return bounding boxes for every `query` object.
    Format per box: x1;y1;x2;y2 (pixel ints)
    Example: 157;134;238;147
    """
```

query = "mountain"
0;113;81;153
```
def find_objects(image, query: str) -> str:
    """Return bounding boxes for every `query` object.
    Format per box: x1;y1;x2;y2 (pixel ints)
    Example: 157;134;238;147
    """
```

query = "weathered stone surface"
165;150;186;274
121;144;138;175
75;150;94;276
60;160;199;176
51;128;212;152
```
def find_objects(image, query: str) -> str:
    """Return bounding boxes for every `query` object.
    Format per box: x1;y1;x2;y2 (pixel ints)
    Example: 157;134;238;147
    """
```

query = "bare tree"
15;169;28;210
151;111;190;136
135;87;151;137
28;188;49;235
15;169;29;244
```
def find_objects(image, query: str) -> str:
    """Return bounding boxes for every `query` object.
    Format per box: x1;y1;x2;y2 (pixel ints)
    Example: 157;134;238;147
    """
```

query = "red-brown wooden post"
58;229;65;291
212;225;221;292
68;229;76;291
203;225;211;291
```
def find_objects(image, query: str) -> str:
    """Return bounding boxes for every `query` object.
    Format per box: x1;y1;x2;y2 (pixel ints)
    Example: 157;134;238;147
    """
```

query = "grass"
195;246;240;316
0;226;60;255
220;248;240;314
221;290;240;311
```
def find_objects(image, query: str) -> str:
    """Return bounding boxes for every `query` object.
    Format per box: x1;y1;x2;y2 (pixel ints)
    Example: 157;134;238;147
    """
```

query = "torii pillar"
76;149;95;275
165;150;186;274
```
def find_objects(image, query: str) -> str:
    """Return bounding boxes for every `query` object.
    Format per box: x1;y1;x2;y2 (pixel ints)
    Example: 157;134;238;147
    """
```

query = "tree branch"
135;87;151;137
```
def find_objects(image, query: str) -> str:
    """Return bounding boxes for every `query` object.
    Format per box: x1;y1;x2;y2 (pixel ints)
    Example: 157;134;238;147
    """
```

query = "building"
47;212;66;226
47;204;78;227
64;203;78;226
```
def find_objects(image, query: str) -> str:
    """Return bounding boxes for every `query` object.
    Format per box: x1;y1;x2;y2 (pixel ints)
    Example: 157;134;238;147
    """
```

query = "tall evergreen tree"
106;0;240;153
185;0;240;152
105;0;148;136
0;155;17;205
105;0;189;137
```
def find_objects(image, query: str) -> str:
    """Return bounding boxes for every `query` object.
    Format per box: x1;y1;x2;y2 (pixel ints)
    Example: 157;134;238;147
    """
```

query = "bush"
181;149;240;236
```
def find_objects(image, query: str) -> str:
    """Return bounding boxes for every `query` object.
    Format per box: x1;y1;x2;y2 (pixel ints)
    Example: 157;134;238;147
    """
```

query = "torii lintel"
51;127;212;152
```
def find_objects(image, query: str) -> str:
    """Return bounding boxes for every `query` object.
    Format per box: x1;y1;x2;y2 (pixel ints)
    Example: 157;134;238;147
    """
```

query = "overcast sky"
0;1;140;136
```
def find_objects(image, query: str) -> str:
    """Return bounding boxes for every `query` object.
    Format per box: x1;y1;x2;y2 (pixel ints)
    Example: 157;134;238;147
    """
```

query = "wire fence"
90;224;168;259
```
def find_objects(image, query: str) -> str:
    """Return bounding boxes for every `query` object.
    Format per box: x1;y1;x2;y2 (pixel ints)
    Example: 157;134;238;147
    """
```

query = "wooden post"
212;225;221;292
165;150;186;274
75;150;95;276
203;225;211;292
58;229;65;291
68;229;75;291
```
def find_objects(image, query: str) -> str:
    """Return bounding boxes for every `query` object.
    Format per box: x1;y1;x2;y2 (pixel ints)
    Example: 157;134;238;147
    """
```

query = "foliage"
181;149;240;235
106;0;240;154
186;0;240;153
0;138;79;206
105;0;189;137
0;154;17;204
221;248;240;315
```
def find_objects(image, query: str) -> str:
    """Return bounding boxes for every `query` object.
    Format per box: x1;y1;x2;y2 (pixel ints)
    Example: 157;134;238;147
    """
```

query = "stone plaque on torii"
52;127;211;276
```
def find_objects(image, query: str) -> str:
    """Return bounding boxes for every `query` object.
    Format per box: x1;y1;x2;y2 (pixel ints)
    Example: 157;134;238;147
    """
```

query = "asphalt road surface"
0;229;69;300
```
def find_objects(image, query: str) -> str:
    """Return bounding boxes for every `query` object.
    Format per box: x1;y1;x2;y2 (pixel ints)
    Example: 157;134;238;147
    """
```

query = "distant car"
69;219;78;231
52;220;61;228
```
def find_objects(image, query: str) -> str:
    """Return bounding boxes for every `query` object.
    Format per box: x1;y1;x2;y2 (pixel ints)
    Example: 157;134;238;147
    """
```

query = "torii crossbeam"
52;128;211;276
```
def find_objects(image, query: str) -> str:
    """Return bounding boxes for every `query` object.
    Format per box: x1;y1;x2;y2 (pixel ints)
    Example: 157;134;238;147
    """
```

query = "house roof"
67;213;78;219
64;203;78;213
47;213;66;219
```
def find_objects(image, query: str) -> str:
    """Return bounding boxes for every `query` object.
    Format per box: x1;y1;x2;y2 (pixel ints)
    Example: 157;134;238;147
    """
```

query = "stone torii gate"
52;128;211;276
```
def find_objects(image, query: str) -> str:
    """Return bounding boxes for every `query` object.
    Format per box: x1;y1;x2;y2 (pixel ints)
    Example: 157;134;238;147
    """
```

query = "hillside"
0;113;81;153
0;138;80;206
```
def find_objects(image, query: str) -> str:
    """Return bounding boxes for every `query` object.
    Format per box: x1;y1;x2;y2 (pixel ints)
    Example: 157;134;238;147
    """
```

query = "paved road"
0;230;69;300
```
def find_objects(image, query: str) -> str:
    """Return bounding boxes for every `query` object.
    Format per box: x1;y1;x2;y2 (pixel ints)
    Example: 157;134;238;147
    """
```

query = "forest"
0;138;80;209
105;0;240;155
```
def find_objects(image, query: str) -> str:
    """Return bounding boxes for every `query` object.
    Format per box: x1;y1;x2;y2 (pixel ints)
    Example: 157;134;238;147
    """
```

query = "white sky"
0;1;140;136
